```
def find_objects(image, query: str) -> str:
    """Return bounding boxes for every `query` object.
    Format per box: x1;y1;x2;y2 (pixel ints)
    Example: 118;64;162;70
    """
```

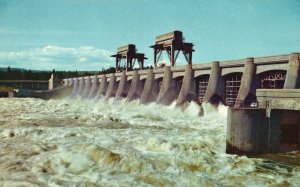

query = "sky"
0;0;299;71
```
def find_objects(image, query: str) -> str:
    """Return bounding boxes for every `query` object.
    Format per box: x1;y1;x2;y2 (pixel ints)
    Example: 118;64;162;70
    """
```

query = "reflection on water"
0;98;299;186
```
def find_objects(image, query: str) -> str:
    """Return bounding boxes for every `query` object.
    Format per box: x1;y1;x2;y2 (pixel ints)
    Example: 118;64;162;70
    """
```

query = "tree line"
0;65;154;80
0;66;116;80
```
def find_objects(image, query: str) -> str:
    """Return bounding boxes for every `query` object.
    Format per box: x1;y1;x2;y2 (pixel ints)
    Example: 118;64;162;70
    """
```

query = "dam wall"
62;52;300;155
64;52;299;107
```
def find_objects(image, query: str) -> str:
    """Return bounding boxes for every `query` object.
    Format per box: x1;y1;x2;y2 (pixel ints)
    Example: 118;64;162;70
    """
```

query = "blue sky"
0;0;299;71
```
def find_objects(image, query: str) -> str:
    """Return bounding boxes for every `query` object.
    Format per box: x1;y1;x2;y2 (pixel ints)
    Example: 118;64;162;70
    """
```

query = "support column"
71;78;79;97
176;64;196;106
88;76;100;99
154;49;157;67
156;66;177;105
127;71;143;101
95;75;108;99
234;58;256;108
105;74;118;99
284;52;300;89
81;76;91;98
115;71;130;99
203;61;222;104
140;69;159;104
77;77;85;96
68;78;73;86
171;46;174;66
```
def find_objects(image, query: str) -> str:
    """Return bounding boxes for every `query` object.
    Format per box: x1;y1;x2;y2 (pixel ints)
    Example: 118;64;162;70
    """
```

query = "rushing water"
0;98;299;186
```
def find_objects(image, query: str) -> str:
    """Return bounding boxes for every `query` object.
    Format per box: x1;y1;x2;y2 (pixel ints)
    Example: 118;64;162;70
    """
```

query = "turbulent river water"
0;98;299;186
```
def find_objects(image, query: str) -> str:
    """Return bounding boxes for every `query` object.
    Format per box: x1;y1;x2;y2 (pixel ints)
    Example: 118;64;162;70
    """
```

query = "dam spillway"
63;52;300;155
2;31;296;157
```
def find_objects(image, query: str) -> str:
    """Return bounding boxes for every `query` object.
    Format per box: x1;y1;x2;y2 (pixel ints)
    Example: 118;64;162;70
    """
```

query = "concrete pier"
81;76;91;98
140;69;159;104
176;64;196;106
284;53;300;89
77;77;85;96
157;66;178;105
203;61;223;104
105;74;118;99
127;71;143;101
95;75;108;99
234;58;256;108
88;76;100;98
115;71;130;99
71;77;79;97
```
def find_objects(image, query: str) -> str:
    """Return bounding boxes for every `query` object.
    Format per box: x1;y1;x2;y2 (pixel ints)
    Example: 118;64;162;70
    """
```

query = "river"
0;98;299;186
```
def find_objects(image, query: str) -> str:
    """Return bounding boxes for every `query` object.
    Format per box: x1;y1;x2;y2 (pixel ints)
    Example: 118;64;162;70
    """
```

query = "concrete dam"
62;31;300;156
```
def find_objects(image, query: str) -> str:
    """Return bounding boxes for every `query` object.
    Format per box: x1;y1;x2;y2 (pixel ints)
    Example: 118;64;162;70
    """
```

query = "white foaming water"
0;98;299;186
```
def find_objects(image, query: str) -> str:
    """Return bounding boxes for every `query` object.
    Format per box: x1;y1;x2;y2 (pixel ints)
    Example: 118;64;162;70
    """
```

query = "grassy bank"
0;86;14;92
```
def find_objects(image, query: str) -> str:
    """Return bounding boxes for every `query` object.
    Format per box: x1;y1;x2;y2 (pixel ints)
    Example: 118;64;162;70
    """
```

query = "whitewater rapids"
0;98;299;186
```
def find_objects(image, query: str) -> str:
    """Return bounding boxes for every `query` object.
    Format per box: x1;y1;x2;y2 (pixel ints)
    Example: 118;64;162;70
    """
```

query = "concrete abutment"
227;108;300;155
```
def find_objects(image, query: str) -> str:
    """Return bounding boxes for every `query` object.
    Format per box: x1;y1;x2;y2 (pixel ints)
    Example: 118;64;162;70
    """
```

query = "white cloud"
0;45;114;71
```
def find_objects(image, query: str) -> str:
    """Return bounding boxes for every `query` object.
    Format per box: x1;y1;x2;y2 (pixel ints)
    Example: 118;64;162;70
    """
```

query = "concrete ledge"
221;67;244;76
256;63;288;74
192;63;211;70
126;71;134;76
194;70;211;77
256;89;300;110
254;54;290;64
257;89;300;98
137;69;149;74
171;66;185;72
220;59;245;67
153;68;164;73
